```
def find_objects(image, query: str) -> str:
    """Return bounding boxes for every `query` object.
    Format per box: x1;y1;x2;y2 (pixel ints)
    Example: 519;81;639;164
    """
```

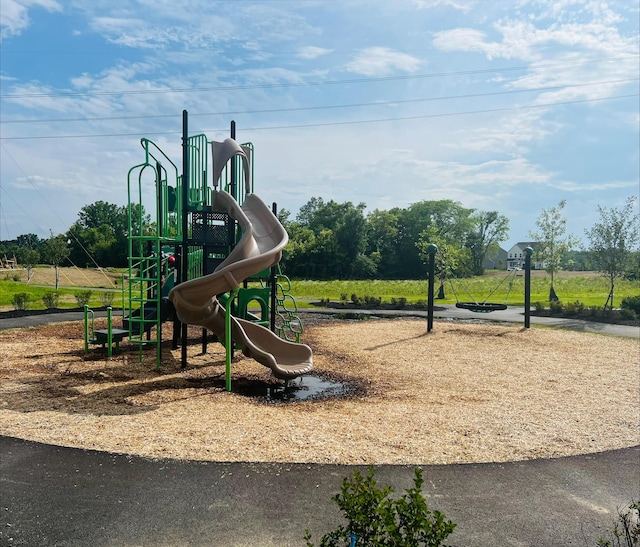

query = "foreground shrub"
42;291;59;309
74;290;93;307
304;467;456;547
12;292;30;311
597;500;639;547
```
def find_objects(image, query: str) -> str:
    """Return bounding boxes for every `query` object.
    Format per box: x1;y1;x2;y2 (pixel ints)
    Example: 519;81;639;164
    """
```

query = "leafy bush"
391;297;407;308
621;295;640;315
589;306;603;318
42;291;59;309
619;309;636;321
304;467;456;547
340;293;348;303
99;291;115;307
565;300;586;316
351;293;362;306
533;301;545;312
549;300;564;313
363;295;382;307
335;312;369;321
74;290;93;307
597;500;639;547
12;292;30;311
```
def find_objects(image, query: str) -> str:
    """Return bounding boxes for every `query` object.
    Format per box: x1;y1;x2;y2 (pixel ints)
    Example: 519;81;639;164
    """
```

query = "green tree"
16;233;42;249
529;200;578;301
67;201;149;267
15;246;40;282
292;198;370;279
467;211;510;275
389;200;474;280
41;234;71;290
585;197;639;310
416;226;471;298
365;209;400;279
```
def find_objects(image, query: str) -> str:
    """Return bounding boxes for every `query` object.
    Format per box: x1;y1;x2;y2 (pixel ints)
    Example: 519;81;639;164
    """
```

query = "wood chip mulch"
1;314;637;465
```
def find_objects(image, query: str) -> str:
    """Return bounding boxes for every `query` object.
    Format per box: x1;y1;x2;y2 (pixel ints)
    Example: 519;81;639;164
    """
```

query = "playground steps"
123;299;174;336
91;328;129;350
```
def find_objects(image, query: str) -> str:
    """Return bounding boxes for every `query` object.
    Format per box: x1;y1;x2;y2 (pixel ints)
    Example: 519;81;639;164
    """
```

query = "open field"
289;272;638;308
0;267;123;311
0;314;637;465
1;266;637;312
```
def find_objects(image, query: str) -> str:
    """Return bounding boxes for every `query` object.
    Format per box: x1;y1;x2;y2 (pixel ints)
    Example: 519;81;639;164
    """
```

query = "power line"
2;78;637;125
0;93;636;141
1;55;636;100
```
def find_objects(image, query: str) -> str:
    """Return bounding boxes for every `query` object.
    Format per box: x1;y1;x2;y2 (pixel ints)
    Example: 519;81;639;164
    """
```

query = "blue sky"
1;0;638;253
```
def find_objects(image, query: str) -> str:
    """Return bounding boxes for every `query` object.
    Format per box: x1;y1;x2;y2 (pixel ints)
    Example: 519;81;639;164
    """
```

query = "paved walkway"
1;309;638;546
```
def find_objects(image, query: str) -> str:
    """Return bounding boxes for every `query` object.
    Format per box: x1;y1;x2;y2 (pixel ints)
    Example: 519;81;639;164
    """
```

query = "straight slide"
168;190;313;380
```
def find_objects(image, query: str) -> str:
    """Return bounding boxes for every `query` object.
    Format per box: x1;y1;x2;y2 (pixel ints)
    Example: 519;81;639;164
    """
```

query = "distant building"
482;247;508;270
506;242;546;270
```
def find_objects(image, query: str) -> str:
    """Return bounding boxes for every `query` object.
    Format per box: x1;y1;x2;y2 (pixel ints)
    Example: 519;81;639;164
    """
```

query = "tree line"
1;197;638;305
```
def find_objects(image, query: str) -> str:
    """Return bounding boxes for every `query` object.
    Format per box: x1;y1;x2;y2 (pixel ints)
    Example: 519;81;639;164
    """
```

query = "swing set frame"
448;268;519;313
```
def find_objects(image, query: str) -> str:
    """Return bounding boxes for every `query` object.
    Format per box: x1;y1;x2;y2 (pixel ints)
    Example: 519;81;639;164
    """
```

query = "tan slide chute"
168;190;313;380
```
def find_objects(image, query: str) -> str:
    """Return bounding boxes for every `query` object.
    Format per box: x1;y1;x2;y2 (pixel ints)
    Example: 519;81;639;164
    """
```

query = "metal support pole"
83;304;90;353
106;306;113;358
180;110;189;368
270;203;278;332
427;244;437;332
226;289;239;392
524;246;533;329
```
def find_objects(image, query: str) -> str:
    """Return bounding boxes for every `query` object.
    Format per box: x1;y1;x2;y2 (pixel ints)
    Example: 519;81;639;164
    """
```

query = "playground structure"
87;111;312;388
1;254;17;269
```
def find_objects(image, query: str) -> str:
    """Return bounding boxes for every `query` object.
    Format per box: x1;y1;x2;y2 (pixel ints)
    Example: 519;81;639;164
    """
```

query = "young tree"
585;197;640;309
41;234;71;290
529;200;578;301
416;226;472;299
15;247;39;282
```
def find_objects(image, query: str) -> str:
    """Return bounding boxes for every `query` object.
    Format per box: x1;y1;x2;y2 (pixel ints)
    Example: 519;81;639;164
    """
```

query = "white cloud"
346;47;422;76
297;46;332;60
0;0;61;40
408;0;476;11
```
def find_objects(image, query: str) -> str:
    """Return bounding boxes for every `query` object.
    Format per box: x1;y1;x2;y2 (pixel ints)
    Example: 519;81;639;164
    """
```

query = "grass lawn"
1;267;637;312
288;271;638;309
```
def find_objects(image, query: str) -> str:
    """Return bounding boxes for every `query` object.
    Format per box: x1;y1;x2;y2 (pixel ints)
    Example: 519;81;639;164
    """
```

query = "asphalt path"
1;309;638;546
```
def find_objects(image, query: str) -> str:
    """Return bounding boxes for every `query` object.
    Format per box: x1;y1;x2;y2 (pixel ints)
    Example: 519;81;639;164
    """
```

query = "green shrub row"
12;290;94;311
533;299;638;321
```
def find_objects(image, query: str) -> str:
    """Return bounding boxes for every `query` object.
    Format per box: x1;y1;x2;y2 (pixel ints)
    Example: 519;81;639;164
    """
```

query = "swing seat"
455;302;508;313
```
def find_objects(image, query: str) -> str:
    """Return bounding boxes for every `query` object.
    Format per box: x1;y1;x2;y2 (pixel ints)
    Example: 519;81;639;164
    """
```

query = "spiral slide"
168;190;313;380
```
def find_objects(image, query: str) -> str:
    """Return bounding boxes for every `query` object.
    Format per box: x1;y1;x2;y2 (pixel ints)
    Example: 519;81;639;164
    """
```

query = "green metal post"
84;305;90;353
426;244;438;332
226;289;239;392
524;247;533;328
107;307;113;358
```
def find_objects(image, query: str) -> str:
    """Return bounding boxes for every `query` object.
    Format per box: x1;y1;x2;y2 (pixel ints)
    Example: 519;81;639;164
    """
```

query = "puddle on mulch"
231;374;356;403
